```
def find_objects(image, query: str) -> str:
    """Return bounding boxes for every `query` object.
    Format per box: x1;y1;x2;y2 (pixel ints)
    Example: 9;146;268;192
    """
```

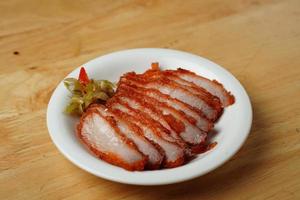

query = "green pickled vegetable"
63;78;83;94
63;77;116;116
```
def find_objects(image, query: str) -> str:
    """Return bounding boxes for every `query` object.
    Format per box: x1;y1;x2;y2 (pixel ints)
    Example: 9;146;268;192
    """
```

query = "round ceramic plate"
47;48;252;185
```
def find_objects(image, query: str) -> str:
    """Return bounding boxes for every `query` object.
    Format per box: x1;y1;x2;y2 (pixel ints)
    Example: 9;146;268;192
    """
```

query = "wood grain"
1;0;300;199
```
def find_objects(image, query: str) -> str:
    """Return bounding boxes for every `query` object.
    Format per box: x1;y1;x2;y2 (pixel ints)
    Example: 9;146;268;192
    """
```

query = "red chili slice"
78;67;90;85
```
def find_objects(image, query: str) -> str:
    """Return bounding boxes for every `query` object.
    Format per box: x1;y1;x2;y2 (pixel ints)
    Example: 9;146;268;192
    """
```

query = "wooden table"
1;0;299;199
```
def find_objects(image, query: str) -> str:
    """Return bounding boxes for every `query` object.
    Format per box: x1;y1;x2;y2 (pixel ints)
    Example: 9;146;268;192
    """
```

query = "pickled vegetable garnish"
63;67;116;115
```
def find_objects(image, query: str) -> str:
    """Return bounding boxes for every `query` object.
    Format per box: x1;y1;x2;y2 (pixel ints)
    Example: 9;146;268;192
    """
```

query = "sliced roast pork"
89;104;164;169
77;109;147;171
117;84;207;145
118;81;213;132
142;69;223;116
120;72;220;121
75;65;235;171
106;100;186;168
169;68;235;107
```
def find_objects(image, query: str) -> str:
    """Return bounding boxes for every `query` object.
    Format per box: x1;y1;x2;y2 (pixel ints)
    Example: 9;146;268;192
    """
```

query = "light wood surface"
1;0;300;199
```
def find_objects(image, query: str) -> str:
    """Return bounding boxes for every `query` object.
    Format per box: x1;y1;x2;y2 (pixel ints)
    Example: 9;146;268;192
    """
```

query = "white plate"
47;48;252;185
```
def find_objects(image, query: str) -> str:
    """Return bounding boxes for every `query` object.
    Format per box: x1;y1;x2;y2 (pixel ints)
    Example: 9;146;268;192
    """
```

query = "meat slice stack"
77;64;235;171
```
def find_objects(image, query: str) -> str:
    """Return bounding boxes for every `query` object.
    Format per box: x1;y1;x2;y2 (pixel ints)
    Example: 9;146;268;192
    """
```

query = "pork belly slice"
117;85;207;145
142;69;222;115
88;104;164;169
120;73;219;121
114;92;183;141
106;100;185;168
119;82;213;132
170;68;235;107
161;71;222;111
108;96;184;146
77;109;147;171
111;94;190;155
